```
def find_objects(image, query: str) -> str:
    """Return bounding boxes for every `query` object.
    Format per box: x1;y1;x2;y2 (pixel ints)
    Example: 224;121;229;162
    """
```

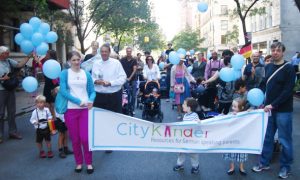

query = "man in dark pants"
252;42;295;179
120;47;137;115
204;51;225;110
92;44;127;152
165;42;174;102
0;46;32;143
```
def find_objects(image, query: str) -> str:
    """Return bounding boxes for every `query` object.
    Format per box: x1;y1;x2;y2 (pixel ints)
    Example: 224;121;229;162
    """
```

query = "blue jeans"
124;81;137;112
260;112;293;170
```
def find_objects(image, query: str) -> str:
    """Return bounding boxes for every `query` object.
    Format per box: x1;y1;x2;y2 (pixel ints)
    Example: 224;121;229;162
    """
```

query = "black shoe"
227;169;235;175
64;147;73;155
239;169;247;176
59;150;66;158
74;167;82;173
105;150;113;153
173;165;184;171
191;165;200;174
87;167;94;174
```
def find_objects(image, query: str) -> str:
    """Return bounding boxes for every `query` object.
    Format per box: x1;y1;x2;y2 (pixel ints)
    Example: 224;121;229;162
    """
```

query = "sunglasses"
146;58;153;60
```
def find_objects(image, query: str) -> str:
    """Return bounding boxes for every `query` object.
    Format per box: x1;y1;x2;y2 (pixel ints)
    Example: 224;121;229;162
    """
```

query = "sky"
150;0;181;41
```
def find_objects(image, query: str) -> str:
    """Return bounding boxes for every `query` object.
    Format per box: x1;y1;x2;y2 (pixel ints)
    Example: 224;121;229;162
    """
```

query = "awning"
48;0;70;9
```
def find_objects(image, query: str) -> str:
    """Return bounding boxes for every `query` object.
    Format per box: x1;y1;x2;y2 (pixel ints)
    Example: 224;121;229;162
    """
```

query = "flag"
239;42;252;58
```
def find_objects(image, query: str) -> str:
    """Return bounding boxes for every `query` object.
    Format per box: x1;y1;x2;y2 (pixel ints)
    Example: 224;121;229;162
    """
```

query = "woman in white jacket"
143;55;161;82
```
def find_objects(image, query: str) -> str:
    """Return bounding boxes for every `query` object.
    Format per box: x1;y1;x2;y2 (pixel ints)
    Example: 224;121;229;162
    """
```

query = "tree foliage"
135;22;165;53
94;0;151;53
171;28;205;51
225;25;239;45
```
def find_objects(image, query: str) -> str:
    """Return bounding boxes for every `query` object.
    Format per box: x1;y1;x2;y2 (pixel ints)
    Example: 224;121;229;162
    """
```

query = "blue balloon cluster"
22;76;38;93
15;17;58;55
169;51;180;65
198;2;208;13
159;62;165;70
43;59;61;79
231;54;245;70
247;88;264;106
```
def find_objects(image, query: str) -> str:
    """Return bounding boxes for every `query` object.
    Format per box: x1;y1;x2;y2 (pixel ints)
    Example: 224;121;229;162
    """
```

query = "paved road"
0;93;300;180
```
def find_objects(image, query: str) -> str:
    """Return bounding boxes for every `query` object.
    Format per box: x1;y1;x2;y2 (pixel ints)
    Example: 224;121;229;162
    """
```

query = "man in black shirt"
120;47;137;115
83;41;99;62
165;43;174;101
252;42;295;179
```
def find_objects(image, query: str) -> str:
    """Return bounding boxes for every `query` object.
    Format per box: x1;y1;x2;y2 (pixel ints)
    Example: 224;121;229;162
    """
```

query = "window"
220;5;228;15
221;35;227;44
221;20;228;31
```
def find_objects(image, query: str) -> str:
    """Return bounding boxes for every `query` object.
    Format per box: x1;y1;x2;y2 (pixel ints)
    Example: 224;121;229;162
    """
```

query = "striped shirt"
183;112;199;122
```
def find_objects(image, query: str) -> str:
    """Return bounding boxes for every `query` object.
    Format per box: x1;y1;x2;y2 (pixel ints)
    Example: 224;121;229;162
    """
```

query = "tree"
232;0;269;44
68;0;121;54
98;0;151;53
135;22;165;53
172;28;205;51
225;25;239;45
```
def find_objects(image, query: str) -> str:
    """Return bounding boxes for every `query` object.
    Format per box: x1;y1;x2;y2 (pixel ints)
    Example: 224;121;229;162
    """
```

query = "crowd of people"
0;41;298;178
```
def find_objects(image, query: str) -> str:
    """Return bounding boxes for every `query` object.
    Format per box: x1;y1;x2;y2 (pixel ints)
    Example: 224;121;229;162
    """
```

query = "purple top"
204;59;225;80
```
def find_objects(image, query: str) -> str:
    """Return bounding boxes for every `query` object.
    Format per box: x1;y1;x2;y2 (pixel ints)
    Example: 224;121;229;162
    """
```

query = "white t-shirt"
143;64;161;81
30;107;52;129
67;69;89;109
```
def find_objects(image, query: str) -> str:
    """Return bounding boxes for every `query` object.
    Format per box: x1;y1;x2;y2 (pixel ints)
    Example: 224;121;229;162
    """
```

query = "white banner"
89;108;268;154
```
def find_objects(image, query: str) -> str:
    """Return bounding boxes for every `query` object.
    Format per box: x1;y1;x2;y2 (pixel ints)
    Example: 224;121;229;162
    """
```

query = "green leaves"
172;28;205;51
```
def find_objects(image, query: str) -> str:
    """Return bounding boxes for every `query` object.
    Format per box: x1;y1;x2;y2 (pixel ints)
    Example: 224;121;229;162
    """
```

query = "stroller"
122;87;133;116
142;81;163;122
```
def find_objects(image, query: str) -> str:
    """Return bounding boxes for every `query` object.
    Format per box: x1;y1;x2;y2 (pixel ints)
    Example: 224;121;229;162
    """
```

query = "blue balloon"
231;54;245;70
36;42;49;56
247;88;264;106
20;40;34;55
169;51;180;65
207;52;212;59
189;49;195;55
233;69;242;80
198;2;208;13
46;31;58;43
187;66;193;73
29;17;41;32
159;62;165;70
39;22;50;35
31;32;44;47
43;59;61;79
20;23;33;40
177;48;186;56
219;67;234;82
14;33;24;45
22;76;38;93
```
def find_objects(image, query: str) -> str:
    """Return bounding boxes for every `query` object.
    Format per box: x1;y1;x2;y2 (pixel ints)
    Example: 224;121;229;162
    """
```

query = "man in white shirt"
92;44;127;114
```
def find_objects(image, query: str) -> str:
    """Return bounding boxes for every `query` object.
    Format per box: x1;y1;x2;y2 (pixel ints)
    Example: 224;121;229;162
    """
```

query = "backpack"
217;79;235;102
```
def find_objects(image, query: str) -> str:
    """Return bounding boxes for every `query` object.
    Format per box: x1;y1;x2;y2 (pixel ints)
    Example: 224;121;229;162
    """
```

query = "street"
0;89;300;180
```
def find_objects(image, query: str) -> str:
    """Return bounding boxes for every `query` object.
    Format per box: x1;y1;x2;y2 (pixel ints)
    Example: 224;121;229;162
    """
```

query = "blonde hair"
233;97;246;111
35;95;46;103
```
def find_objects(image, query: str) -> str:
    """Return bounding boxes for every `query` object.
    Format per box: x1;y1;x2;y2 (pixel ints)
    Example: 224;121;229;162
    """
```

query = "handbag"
174;83;185;94
1;60;20;90
55;71;68;114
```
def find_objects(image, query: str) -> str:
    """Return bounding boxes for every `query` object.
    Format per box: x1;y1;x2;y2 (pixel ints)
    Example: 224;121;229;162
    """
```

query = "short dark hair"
222;49;234;57
270;42;286;52
146;55;154;64
137;53;141;56
144;51;151;55
100;44;111;52
264;55;272;61
185;97;198;112
48;50;57;60
67;51;81;61
234;78;246;91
